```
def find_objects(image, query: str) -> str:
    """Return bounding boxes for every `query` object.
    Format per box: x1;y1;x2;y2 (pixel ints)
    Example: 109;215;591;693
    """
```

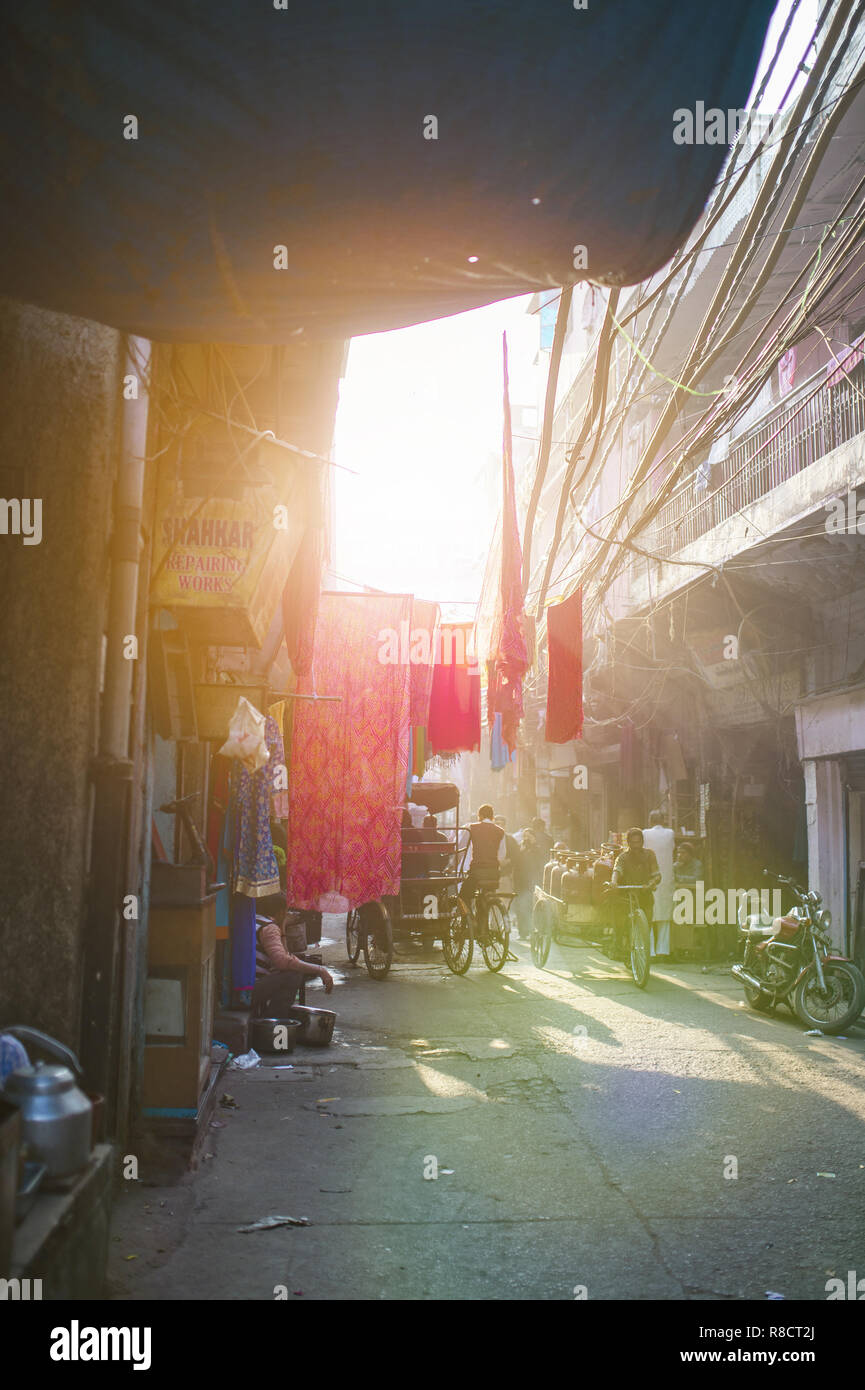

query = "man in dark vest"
459;804;506;914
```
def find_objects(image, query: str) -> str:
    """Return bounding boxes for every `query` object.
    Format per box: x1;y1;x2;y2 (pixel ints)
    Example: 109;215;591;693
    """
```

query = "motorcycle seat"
739;915;777;940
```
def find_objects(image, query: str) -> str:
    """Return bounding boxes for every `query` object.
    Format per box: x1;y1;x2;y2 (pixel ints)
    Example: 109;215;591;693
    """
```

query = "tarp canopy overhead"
1;2;774;344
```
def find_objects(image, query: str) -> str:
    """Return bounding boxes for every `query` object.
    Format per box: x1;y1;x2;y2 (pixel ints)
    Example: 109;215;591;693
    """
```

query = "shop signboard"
150;431;308;648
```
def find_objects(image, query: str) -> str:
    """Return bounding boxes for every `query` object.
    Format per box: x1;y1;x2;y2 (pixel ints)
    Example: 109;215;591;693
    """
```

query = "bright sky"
332;0;816;619
332;294;539;621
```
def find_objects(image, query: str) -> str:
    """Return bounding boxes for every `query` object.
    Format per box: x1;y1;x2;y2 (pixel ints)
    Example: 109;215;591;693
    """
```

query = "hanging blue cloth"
230;893;257;1006
491;712;515;772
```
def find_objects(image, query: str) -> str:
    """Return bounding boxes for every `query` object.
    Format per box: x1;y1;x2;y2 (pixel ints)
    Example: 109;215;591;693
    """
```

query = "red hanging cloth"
487;332;529;750
427;622;481;754
545;588;583;742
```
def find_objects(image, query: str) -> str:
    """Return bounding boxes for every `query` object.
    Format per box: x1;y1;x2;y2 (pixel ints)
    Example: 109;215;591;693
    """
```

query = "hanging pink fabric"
286;592;411;911
545;588;583;742
409;599;440;727
487;332;529;750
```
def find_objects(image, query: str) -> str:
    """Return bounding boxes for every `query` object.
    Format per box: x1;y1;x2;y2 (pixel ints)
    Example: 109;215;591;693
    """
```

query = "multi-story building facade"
523;19;865;955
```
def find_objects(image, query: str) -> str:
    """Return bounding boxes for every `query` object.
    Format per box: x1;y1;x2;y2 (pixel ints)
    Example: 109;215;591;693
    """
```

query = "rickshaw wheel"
345;909;362;965
362;901;394;979
530;899;553;968
629;908;651;989
482;900;509;973
442;902;473;975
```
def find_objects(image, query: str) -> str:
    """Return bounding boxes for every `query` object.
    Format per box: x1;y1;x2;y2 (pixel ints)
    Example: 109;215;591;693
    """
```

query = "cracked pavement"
108;920;865;1300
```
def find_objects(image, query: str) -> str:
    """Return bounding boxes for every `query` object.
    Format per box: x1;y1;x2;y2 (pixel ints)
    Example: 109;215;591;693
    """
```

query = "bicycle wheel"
345;908;362;965
481;899;509;973
442;901;473;975
362;901;394;979
629;907;651;988
530;898;553;968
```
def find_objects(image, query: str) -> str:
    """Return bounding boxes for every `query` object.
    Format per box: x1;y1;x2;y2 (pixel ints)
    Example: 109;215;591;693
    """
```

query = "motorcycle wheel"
793;960;865;1035
743;981;774;1013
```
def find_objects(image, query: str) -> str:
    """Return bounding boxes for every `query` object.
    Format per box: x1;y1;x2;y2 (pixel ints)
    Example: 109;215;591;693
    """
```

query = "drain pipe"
80;336;151;1122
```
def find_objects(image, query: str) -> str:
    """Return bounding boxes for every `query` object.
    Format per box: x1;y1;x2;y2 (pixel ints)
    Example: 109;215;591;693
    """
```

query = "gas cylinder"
561;856;581;906
591;846;613;907
550;846;568;899
542;853;558;894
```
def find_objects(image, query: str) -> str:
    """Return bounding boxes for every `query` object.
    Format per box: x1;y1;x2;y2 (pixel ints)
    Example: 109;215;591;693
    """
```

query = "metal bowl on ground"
250;1018;302;1055
286;1006;336;1047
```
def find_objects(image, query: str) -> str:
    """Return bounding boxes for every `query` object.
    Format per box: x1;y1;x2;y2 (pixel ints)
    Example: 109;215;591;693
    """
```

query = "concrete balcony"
628;360;865;611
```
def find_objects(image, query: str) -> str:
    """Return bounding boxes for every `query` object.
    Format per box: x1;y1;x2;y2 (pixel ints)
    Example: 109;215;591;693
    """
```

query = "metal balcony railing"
649;357;865;557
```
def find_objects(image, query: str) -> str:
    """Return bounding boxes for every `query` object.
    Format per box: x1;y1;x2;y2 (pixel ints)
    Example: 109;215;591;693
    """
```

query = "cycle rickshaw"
345;782;469;979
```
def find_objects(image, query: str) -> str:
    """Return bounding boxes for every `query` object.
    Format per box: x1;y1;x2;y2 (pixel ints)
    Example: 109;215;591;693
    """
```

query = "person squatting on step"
251;892;333;1018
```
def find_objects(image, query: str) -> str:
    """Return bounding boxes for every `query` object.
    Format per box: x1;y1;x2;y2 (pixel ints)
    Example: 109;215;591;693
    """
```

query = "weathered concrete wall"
0;297;123;1049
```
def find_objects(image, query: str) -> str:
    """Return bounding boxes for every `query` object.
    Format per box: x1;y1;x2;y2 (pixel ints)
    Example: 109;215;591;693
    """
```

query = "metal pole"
80;336;151;1122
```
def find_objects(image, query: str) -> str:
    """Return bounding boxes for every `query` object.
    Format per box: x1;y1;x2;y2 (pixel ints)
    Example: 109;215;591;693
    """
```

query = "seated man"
421;813;450;875
609;828;661;957
459;804;507;924
252;892;333;1019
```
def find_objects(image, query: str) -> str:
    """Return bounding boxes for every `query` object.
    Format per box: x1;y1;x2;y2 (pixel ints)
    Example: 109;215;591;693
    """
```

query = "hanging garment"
427;622;481;754
491;712;514;771
545;588;583;743
487;334;528;752
266;701;290;819
409;600;440;728
287;592;412;911
230;714;285;898
413;726;426;780
230;893;257;1004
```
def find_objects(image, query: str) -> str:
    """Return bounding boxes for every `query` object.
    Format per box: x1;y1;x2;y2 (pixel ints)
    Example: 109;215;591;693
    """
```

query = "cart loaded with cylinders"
530;841;652;988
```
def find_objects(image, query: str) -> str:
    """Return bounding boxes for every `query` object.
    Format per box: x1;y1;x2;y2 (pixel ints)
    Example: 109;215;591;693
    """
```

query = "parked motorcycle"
732;872;865;1034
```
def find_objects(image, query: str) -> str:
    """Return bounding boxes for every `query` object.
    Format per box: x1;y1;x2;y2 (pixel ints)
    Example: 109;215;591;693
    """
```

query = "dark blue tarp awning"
0;2;775;342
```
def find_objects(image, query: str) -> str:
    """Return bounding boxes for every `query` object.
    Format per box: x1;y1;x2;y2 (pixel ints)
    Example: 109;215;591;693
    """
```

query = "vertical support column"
803;757;846;949
80;337;151;1125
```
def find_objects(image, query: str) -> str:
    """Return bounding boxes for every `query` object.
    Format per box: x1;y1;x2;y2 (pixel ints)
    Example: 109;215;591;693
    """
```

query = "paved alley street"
108;923;865;1302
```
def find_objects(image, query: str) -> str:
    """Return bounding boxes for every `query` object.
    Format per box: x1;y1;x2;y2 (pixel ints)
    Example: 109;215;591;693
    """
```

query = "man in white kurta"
643;811;675;957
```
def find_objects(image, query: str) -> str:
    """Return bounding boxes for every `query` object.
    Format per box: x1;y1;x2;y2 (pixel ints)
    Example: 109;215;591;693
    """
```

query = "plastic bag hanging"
218;696;269;773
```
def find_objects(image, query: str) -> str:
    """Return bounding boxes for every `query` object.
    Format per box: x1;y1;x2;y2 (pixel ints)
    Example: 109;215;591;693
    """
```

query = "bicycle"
605;884;652;989
345;899;394;979
530;882;651;988
441;884;512;975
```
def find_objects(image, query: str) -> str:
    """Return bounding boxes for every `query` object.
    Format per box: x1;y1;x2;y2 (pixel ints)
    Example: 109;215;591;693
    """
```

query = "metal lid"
4;1060;75;1097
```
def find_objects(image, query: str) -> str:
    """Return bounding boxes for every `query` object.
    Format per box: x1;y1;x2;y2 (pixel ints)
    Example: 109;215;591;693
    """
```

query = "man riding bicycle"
609;827;661;958
459;804;507;927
